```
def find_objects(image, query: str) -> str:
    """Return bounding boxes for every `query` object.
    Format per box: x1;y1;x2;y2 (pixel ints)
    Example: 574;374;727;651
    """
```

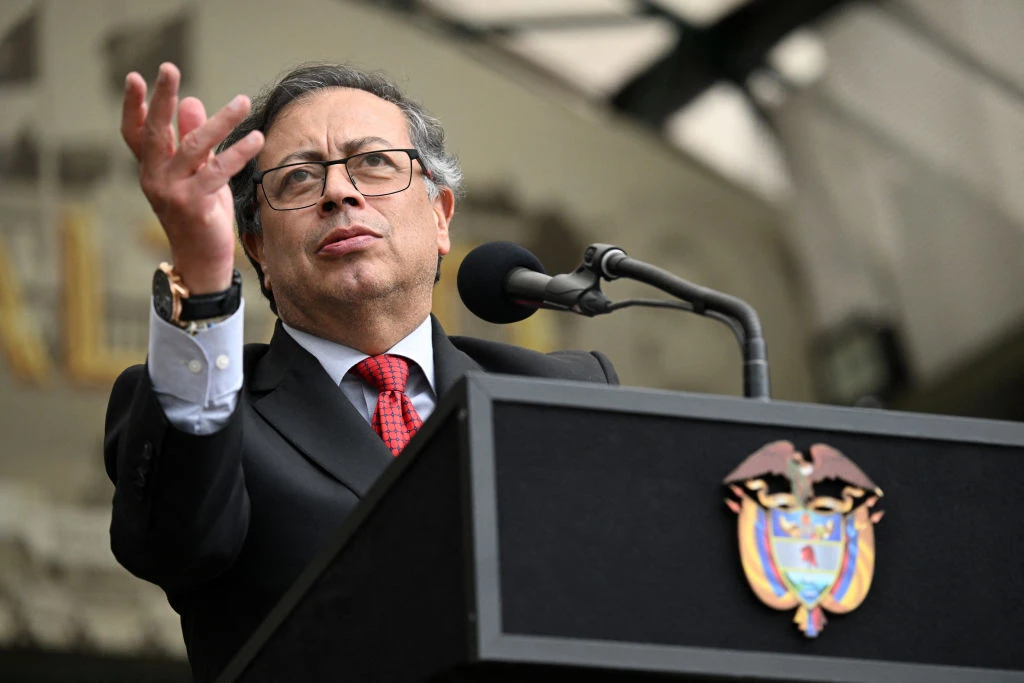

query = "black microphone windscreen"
457;241;546;324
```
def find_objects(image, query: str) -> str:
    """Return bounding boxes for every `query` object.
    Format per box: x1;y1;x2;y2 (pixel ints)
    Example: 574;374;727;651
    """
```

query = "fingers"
124;62;260;214
177;96;208;144
120;72;148;159
140;62;181;164
195;130;265;194
170;94;252;176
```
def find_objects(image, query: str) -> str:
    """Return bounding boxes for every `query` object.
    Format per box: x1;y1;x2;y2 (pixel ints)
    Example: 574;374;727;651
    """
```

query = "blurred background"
0;0;1021;679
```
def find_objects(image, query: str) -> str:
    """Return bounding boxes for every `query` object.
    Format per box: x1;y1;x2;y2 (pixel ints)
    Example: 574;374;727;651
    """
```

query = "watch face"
152;269;174;321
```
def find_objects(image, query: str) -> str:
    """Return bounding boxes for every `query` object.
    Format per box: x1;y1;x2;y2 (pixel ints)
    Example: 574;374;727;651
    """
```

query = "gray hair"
219;63;464;313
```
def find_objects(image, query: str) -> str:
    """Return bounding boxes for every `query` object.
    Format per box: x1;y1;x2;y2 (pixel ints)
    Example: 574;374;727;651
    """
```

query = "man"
105;62;617;681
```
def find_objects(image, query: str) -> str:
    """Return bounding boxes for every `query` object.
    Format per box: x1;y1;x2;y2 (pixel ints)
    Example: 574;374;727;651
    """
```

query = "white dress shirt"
147;299;436;435
283;317;436;424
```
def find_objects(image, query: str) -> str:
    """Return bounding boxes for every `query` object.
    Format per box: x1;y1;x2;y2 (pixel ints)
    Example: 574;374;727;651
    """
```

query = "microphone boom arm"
586;244;771;400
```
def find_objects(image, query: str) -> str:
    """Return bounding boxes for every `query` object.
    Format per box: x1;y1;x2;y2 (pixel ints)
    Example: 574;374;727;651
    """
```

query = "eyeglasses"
254;148;425;211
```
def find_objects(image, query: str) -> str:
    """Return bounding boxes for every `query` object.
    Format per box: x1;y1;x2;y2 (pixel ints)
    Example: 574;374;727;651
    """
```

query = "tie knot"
351;354;411;393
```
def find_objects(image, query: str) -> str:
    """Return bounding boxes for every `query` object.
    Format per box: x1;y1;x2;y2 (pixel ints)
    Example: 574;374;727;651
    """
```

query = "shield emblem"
724;441;884;637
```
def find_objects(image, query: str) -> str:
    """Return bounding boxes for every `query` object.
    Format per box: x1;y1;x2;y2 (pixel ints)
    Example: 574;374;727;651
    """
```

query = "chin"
330;278;399;305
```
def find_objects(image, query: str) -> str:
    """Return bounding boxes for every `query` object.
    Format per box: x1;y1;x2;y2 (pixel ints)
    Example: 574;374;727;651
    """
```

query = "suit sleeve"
449;335;619;385
546;349;619;384
591;350;618;385
104;364;251;595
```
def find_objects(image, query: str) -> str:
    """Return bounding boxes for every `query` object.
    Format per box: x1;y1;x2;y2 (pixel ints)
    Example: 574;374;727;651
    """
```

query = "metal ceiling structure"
361;0;866;200
610;0;856;126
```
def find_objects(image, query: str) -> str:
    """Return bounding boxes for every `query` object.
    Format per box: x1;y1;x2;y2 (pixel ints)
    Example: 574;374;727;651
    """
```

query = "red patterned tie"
350;354;424;456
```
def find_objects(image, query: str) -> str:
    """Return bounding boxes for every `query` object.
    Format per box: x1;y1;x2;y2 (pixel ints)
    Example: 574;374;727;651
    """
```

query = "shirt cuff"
147;299;245;434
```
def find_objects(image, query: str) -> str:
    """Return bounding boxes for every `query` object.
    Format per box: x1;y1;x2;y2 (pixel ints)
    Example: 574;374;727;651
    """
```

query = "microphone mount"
506;263;614;317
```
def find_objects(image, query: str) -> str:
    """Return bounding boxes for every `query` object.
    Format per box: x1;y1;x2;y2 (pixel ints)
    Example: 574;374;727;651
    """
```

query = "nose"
318;164;366;213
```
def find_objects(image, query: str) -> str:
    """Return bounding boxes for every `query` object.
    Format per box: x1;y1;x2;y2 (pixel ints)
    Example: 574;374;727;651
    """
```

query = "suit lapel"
431;315;483;398
246;318;481;495
249;324;393;496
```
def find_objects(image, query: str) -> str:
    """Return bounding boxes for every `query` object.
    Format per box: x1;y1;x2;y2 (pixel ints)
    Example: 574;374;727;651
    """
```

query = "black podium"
219;374;1024;683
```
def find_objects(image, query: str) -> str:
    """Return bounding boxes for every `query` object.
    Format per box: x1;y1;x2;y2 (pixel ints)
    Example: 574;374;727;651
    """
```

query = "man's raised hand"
122;62;264;294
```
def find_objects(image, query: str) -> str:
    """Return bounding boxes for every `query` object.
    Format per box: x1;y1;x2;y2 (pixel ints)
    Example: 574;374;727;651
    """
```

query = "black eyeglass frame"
253;148;428;211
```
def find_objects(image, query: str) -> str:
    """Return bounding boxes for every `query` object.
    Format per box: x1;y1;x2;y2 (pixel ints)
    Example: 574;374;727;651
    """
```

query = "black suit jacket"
105;318;617;681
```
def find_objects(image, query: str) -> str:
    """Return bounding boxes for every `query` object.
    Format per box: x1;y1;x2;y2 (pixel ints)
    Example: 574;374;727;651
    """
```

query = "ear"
432;185;455;257
242;231;271;290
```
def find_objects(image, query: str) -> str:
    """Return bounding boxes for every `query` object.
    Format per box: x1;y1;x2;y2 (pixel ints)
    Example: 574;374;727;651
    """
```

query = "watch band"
154;263;242;327
180;270;243;320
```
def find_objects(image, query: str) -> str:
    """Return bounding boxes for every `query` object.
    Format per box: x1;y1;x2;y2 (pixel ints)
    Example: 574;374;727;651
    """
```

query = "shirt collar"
281;316;435;391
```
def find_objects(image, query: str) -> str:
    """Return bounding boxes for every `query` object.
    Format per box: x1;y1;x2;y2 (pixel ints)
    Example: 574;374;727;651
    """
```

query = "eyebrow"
272;136;395;167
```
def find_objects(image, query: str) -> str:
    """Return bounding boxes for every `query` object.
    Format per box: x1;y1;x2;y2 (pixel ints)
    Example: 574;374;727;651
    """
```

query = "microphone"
457;241;613;324
457;241;545;323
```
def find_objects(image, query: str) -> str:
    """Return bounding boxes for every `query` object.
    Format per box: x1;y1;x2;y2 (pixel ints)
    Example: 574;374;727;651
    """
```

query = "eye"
282;167;313;185
352;151;399;172
268;164;324;196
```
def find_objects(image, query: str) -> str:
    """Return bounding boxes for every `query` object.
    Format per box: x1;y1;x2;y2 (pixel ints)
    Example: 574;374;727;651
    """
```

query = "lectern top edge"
460;373;1024;448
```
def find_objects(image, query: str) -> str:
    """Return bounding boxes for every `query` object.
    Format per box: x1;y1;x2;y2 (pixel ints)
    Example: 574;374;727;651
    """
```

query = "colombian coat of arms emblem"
724;441;884;637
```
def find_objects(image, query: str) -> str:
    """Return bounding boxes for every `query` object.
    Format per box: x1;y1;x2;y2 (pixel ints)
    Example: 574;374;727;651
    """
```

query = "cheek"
410;200;444;246
257;236;288;286
260;219;306;267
